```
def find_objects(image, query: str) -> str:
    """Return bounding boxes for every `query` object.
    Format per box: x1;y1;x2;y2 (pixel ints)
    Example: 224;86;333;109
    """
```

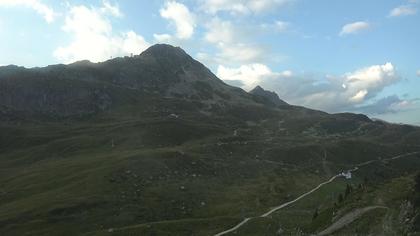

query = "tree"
415;172;420;193
363;177;369;185
312;208;319;220
414;172;420;208
345;184;353;198
338;193;344;203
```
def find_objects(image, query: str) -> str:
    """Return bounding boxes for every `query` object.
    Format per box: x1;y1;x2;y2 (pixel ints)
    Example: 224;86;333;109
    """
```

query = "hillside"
1;44;420;236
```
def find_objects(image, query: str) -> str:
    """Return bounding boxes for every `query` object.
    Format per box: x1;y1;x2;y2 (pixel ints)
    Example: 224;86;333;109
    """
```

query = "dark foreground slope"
1;44;420;235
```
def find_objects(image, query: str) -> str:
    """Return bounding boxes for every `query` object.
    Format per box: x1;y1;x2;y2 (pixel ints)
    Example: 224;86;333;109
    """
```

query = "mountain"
1;44;420;236
0;44;257;119
250;85;288;107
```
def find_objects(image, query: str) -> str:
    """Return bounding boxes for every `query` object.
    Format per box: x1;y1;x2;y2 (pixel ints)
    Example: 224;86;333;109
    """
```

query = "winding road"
213;151;419;236
213;218;252;236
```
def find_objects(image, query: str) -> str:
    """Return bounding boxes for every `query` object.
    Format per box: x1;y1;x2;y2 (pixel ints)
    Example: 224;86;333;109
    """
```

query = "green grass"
84;216;239;236
1;99;420;235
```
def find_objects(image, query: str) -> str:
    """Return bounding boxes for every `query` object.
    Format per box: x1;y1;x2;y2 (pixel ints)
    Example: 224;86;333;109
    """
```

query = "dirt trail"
213;152;419;236
317;206;388;235
214;175;340;236
213;218;251;236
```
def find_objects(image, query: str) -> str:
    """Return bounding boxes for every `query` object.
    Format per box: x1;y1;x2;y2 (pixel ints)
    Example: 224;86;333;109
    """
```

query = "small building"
340;171;352;179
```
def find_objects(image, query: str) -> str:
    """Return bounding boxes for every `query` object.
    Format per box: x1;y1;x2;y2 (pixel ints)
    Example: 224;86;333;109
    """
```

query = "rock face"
250;85;288;107
0;44;255;118
0;68;112;118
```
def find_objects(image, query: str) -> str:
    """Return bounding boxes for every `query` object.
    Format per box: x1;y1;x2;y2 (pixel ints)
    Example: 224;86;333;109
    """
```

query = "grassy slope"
1;97;420;235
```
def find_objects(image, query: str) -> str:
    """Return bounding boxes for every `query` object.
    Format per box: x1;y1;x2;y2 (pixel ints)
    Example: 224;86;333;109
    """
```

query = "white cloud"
217;63;278;90
339;21;370;36
120;31;149;54
260;20;291;33
280;70;293;77
330;63;397;106
322;63;397;109
217;63;292;90
417;70;420;77
204;18;266;64
219;44;265;64
100;0;123;17
160;1;195;39
344;63;396;97
389;5;417;17
54;3;149;63
358;95;415;115
274;21;290;32
0;0;56;23
153;33;173;43
350;90;368;102
389;100;411;111
201;0;293;15
205;18;236;45
199;3;293;67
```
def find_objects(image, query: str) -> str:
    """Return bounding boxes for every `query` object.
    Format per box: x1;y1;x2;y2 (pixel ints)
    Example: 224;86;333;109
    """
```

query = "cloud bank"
160;1;195;40
219;62;406;115
389;4;417;17
54;2;149;63
0;0;56;23
200;0;293;15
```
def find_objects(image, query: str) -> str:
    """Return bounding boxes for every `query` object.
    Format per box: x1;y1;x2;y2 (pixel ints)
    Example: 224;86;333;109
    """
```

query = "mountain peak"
251;85;264;92
141;44;189;59
250;85;288;106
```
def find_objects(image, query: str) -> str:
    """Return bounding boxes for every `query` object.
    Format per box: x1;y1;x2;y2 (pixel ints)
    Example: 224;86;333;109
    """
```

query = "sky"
0;0;419;125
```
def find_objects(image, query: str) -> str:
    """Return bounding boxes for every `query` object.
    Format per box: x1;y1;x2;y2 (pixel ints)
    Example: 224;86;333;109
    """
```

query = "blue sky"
0;0;419;125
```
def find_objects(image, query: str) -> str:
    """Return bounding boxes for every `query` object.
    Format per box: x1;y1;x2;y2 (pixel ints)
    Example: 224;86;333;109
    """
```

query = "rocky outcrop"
250;85;288;107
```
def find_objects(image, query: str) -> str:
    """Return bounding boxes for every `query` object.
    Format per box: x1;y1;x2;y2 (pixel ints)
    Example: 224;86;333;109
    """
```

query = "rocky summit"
249;85;289;107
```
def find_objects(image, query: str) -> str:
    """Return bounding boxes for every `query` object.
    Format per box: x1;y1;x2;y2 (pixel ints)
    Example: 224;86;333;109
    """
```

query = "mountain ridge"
0;44;373;124
0;44;256;118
